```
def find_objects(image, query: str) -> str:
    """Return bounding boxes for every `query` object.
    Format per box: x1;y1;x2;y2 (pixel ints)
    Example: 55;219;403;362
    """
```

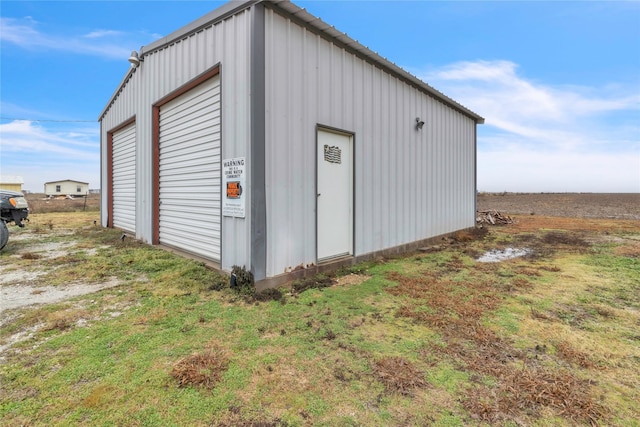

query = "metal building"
0;176;24;192
99;0;484;287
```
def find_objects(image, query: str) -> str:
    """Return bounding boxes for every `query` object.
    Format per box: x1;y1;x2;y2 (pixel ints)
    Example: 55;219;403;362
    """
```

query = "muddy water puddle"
477;247;531;263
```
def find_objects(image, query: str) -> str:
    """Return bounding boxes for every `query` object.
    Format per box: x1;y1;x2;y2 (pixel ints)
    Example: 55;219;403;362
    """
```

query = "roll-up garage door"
158;75;221;261
112;122;136;233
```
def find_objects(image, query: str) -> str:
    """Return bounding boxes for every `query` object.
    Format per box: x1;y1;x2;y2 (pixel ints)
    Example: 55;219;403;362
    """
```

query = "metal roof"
0;175;24;184
99;0;484;124
44;180;89;185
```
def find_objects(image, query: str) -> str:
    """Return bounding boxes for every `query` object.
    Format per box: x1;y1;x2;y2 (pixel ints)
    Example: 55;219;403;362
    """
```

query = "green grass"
1;212;639;426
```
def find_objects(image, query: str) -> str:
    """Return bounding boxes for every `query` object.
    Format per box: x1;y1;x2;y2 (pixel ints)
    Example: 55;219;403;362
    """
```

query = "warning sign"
226;181;242;199
222;157;245;218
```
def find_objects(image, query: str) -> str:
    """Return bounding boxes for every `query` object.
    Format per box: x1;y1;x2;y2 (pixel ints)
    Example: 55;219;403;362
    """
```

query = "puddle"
477;247;531;263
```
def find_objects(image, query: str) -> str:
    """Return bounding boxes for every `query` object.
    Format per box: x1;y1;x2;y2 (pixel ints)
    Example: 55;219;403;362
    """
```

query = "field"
1;194;639;426
24;193;101;214
477;192;640;220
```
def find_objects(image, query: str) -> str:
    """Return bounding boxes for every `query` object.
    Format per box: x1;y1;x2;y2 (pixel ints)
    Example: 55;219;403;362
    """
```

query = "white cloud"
0;120;100;191
0;120;98;154
0;17;151;60
478;145;640;193
83;29;125;39
418;60;640;192
0;16;40;44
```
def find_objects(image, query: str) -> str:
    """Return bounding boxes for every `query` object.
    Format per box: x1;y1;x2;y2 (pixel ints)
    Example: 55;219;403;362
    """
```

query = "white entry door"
317;129;353;261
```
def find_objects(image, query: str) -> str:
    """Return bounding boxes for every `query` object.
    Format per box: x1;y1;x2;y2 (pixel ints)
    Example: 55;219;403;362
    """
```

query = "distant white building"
44;180;89;197
0;175;24;192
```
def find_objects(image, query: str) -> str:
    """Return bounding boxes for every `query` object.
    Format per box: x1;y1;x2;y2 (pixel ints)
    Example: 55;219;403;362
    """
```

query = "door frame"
106;115;136;229
152;65;221;246
315;125;356;263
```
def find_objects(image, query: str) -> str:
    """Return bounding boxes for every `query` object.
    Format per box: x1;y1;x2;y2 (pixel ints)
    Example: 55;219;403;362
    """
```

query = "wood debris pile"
476;210;514;225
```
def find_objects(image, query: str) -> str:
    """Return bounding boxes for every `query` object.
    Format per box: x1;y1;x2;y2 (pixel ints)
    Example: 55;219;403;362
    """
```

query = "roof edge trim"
141;0;261;57
265;0;484;123
99;0;484;124
98;67;135;121
44;180;90;185
99;0;260;122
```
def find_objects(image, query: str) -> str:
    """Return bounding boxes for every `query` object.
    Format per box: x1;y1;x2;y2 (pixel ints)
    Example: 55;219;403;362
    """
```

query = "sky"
1;0;639;193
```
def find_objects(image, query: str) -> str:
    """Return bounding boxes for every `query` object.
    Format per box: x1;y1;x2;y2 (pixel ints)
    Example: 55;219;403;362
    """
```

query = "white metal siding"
112;122;136;232
99;2;479;280
45;181;89;195
264;9;477;277
158;75;222;261
99;9;252;270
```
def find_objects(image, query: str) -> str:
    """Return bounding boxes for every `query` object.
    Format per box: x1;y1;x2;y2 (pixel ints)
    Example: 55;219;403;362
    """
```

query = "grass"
1;212;639;426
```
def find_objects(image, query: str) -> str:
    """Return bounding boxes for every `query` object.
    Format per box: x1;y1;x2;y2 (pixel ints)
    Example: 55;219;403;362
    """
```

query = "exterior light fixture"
415;117;425;130
128;50;141;68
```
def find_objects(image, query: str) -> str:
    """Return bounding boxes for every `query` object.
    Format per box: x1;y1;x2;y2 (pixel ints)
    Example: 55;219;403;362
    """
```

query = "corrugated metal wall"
100;8;254;270
264;9;476;278
158;75;222;260
100;75;138;234
100;2;478;280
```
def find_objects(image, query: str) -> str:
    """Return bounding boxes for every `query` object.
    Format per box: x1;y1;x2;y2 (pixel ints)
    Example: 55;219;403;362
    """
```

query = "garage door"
158;75;221;261
112;121;136;233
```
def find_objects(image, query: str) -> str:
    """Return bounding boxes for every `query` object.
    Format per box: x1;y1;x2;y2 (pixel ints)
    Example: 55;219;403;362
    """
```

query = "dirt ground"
24;192;638;218
2;195;639;425
2;193;638;316
24;193;100;214
477;192;640;220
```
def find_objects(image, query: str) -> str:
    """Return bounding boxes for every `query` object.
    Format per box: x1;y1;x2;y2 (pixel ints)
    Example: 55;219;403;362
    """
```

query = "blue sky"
1;0;639;193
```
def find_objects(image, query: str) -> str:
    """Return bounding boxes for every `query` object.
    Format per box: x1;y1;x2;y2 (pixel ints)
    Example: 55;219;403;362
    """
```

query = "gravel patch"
0;278;121;314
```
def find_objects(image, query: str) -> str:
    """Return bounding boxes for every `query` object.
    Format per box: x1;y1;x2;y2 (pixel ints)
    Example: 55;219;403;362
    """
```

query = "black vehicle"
0;190;29;250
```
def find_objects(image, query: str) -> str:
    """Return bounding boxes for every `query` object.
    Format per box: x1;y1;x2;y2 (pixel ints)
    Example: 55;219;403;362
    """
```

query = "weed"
230;265;255;296
170;349;229;390
336;260;377;276
388;268;609;425
291;274;334;294
373;356;427;396
530;306;553;321
209;274;229;291
554;340;597;369
41;317;73;332
214;407;285;427
322;329;336;340
20;252;42;260
254;287;285;303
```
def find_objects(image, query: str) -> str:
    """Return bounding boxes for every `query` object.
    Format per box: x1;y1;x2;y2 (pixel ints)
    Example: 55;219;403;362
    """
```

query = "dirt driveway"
0;214;120;317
